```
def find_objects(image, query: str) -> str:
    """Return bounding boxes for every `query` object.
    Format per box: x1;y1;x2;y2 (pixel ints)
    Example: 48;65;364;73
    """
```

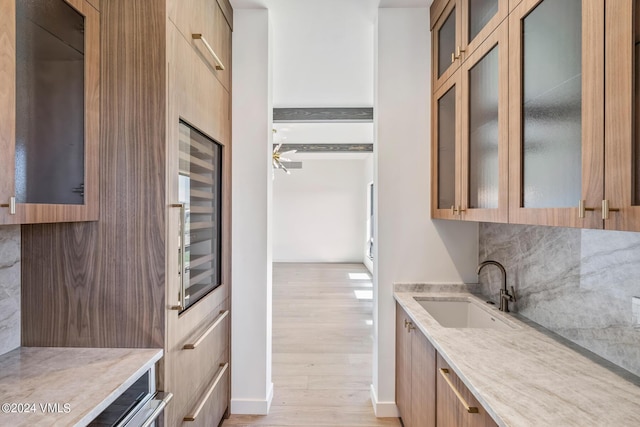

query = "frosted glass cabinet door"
508;0;604;228
460;21;508;223
432;73;461;220
432;0;462;91
0;0;100;224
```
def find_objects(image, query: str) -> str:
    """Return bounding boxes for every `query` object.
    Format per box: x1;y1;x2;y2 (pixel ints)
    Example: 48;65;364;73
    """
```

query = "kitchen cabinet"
431;0;508;92
431;0;640;231
431;21;509;222
396;304;496;427
20;1;233;426
0;0;99;224
508;0;605;228
603;0;640;231
396;303;436;427
436;354;498;427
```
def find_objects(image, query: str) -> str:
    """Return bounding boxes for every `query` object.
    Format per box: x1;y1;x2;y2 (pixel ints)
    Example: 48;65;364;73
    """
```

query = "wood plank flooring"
222;263;401;427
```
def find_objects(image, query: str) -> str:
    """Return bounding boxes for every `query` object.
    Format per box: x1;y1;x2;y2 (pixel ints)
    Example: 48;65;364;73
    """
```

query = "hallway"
223;263;400;426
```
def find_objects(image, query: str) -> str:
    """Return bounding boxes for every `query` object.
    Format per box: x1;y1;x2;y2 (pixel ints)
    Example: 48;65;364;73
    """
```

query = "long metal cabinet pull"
139;392;174;427
439;368;479;414
183;363;229;422
183;310;229;349
192;34;225;70
170;203;186;311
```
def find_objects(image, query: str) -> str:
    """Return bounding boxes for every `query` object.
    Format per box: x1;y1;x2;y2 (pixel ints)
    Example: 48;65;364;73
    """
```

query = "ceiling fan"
272;129;302;175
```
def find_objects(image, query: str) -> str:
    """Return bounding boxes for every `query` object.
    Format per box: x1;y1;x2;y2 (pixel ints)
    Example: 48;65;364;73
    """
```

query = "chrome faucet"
477;260;516;312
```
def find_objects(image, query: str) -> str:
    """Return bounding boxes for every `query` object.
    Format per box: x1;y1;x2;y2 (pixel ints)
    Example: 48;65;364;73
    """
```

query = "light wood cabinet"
432;0;640;232
431;0;508;92
0;0;99;224
20;1;233;426
431;21;509;222
396;303;437;427
396;304;496;427
508;0;605;228
603;0;640;231
436;354;497;427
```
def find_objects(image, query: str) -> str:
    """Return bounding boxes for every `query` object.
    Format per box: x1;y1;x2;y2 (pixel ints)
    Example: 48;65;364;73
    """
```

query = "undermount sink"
415;299;516;331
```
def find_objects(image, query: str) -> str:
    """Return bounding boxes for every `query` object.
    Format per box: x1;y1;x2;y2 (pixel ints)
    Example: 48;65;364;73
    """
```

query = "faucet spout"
477;260;514;312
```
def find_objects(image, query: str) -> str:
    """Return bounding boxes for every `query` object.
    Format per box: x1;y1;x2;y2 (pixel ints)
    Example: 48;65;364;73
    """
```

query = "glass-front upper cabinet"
431;21;508;222
459;21;508;222
176;122;223;312
431;71;461;220
431;0;508;92
604;0;640;231
508;0;604;228
0;0;99;224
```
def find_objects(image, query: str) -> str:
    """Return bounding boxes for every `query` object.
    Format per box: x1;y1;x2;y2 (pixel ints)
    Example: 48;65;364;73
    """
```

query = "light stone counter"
394;286;640;427
0;347;163;426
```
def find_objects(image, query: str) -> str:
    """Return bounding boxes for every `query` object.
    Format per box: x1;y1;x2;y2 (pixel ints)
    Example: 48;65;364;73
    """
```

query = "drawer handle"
192;34;225;70
184;362;229;422
139;392;174;427
439;368;479;414
183;310;229;350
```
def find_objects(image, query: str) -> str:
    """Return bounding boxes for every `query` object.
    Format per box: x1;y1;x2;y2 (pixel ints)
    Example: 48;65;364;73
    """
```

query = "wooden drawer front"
169;0;231;92
436;354;497;427
182;363;229;426
177;310;229;408
169;25;231;147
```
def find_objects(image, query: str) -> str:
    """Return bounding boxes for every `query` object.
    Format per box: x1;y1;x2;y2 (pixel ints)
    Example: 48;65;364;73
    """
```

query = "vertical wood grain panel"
21;0;167;348
605;0;640;230
0;0;16;216
395;304;412;426
410;328;436;427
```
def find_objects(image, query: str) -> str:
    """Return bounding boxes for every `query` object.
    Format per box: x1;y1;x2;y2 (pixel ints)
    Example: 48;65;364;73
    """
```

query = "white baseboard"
230;382;274;415
363;256;373;274
370;384;400;417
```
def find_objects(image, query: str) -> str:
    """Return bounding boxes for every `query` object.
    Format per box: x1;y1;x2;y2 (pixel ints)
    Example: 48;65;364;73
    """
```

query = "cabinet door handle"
578;200;596;218
184;362;229;421
192;34;225;70
451;52;456;63
183;310;229;349
0;197;16;215
439;368;479;414
602;199;620;220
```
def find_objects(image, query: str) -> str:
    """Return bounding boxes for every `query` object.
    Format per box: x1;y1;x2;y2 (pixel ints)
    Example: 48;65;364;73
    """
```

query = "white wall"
231;9;274;415
273;159;368;262
269;0;377;107
372;7;479;416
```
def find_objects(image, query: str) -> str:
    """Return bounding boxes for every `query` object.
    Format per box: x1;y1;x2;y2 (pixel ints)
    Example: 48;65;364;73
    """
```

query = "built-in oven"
88;370;172;427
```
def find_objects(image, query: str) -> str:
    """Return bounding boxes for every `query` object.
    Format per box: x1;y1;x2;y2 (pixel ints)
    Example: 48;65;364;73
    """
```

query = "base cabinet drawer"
182;363;229;427
436;354;497;427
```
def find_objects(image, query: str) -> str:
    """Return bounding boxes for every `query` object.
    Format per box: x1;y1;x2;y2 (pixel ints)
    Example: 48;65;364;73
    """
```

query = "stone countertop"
0;347;163;427
394;287;640;427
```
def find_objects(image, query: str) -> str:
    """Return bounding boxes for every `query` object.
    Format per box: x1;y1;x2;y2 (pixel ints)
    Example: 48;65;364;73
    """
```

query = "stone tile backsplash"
479;223;640;377
0;226;20;356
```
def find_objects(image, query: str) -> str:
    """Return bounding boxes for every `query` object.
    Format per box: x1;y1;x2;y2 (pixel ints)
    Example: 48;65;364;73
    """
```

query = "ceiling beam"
274;143;373;153
273;107;373;123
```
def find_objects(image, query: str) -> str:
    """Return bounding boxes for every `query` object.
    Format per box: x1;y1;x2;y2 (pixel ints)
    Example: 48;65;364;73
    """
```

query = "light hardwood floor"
222;263;401;427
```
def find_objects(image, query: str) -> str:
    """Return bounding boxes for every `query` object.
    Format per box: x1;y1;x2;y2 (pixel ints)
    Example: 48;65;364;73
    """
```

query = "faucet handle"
509;286;517;302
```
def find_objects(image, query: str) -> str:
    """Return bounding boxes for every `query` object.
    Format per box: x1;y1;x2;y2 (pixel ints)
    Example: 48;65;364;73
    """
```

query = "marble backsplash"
478;223;640;377
0;226;20;356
